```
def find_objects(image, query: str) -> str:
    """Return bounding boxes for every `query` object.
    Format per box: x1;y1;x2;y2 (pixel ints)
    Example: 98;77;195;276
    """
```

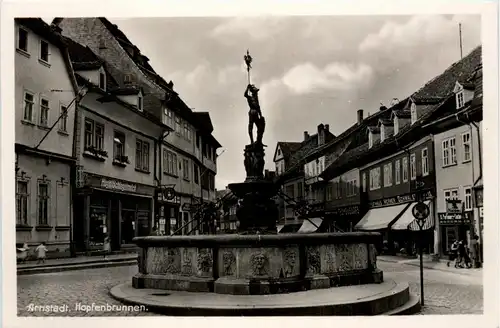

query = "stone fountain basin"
132;232;383;295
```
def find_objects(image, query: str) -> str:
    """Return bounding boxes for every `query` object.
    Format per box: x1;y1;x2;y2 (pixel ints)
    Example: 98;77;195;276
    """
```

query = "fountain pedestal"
228;143;279;234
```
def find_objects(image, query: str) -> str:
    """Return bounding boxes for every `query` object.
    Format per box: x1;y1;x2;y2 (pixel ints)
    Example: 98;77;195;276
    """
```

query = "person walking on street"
470;235;481;268
103;236;111;259
447;240;459;267
35;242;48;264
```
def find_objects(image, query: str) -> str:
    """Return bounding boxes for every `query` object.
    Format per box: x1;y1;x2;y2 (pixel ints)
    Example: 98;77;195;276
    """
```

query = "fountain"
110;52;421;316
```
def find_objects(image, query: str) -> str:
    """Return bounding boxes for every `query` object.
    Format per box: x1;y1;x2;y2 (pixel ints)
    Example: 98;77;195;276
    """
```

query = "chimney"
357;109;364;125
380;105;387;111
324;124;329;132
318;124;325;146
304;131;309;141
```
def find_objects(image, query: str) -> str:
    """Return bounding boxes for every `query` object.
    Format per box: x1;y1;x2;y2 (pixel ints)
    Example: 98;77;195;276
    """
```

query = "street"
17;261;483;316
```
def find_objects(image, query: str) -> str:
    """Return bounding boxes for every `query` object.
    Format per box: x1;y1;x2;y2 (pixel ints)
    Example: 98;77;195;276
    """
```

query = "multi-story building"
64;36;172;252
54;17;221;236
424;63;483;257
321;46;482;256
15;19;78;258
274;124;334;233
216;188;238;234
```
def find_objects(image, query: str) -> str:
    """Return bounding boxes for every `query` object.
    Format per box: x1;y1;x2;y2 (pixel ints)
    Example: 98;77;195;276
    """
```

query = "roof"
276;142;302;161
378;119;393;126
392;109;411;119
111;86;142;96
412;46;482;99
63;36;103;70
16;18;66;48
192;112;214;134
320;46;482;180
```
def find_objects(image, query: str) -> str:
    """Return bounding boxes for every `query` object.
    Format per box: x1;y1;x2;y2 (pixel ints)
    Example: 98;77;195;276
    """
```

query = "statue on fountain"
244;84;266;146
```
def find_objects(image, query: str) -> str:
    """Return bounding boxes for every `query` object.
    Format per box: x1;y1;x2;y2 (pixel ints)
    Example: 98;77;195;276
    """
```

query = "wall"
434;124;476;212
79;92;161;186
16;154;71;252
15;22;75;157
360;137;435;202
325;168;360;208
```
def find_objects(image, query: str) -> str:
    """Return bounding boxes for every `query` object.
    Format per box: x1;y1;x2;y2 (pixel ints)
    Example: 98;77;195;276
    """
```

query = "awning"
277;224;284;233
279;223;302;233
392;200;432;231
297;218;323;233
355;203;409;231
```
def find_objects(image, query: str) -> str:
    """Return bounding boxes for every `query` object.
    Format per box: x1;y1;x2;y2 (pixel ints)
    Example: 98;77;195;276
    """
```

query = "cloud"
281;62;374;94
210;17;288;41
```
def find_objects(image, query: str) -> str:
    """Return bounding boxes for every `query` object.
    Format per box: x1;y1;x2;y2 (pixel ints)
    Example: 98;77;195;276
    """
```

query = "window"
39;40;49;63
465;187;472;211
369;167;381;190
362;173;367;192
456;91;464;109
23;91;34;122
193;163;199;184
16;180;28;225
183;159;190;180
346;179;357;197
137;95;143;111
422;148;429;176
395;159;401;185
410;102;417;124
95;123;104;150
462;132;471;162
164;107;174;127
163;150;177;176
59;106;68;132
40;98;49;126
175;116;182;134
113;131;125;160
38;182;49;225
18;27;28;52
99;72;106;90
443;137;456;166
136;139;150;171
383;163;393;187
410;153;416;180
402;157;409;182
326;184;333;201
444;189;459;209
277;148;281;156
84;118;94;148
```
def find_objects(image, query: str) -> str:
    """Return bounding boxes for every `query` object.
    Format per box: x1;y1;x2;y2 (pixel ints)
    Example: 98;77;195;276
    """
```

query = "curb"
17;259;137;275
378;258;482;277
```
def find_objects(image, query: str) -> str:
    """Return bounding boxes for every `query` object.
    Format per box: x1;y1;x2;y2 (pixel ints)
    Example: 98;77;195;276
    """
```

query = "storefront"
74;173;155;252
324;204;361;232
156;190;181;235
355;190;435;254
438;212;473;255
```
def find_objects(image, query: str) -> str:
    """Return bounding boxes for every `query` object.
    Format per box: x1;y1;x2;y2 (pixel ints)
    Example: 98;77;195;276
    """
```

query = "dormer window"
410;102;417;124
369;132;373;148
380;126;385;142
124;74;131;84
137;94;143;111
394;118;399;135
456;91;464;109
99;71;106;91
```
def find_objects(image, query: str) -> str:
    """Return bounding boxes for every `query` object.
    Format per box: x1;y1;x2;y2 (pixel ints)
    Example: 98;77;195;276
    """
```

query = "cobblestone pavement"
17;261;483;316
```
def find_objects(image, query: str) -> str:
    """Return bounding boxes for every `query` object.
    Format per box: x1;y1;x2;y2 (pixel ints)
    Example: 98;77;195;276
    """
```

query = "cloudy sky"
102;15;480;189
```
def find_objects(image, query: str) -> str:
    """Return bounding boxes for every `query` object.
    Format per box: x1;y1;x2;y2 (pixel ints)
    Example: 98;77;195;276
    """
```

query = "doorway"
121;209;136;245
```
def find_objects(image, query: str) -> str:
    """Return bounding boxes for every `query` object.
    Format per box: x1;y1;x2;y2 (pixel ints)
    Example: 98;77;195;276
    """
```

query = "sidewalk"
378;255;483;277
17;253;137;275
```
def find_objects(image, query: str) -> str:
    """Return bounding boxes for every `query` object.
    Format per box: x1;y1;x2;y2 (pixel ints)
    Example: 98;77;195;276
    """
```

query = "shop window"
16;180;29;225
89;207;107;247
37;181;50;225
137;210;150;237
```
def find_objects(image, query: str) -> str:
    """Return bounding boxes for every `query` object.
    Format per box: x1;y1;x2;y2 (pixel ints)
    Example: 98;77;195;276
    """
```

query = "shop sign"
438;212;472;225
101;178;137;193
325;205;360;216
368;190;433;208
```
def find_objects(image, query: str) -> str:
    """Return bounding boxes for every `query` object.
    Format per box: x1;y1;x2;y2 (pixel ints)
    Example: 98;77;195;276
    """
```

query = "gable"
274;144;284;162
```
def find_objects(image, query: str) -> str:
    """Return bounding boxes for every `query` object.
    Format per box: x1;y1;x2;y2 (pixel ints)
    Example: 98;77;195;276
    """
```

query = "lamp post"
412;201;430;307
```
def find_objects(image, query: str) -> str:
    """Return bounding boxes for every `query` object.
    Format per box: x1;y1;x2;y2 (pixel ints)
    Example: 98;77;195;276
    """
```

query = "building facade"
55;17;221;237
15;19;78;258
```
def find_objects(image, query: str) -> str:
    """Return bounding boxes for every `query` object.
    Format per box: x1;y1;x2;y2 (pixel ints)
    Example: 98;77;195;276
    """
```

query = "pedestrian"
447;240;459;267
35;242;48;264
103;235;111;259
470;235;481;268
